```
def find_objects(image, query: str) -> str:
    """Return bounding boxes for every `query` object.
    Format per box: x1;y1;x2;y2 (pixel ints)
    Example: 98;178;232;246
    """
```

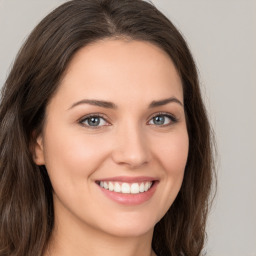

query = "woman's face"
34;39;189;238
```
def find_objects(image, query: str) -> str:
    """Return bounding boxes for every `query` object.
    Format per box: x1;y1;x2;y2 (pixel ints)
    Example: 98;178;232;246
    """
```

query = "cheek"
42;127;110;183
148;129;189;220
154;130;189;176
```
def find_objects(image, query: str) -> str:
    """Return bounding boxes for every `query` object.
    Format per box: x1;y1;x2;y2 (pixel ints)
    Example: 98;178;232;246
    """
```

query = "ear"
32;134;45;165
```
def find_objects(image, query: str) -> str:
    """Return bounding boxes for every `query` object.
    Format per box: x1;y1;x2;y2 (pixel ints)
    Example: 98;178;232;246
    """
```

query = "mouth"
96;180;154;194
95;177;158;205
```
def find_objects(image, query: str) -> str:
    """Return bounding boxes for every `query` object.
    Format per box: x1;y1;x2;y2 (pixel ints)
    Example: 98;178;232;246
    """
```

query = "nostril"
111;150;150;169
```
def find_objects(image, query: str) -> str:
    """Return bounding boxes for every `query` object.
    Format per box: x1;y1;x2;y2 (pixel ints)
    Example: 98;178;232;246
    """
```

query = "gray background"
0;0;255;255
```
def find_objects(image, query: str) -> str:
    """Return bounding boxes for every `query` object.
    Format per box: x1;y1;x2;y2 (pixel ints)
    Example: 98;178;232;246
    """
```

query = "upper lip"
95;176;158;183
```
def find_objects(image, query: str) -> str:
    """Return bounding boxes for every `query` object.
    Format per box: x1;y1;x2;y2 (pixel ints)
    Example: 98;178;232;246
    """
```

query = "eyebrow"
68;97;183;110
149;97;183;108
69;99;117;110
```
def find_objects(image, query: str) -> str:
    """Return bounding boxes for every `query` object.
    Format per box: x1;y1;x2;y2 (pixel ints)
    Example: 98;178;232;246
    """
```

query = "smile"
98;181;153;194
95;177;158;205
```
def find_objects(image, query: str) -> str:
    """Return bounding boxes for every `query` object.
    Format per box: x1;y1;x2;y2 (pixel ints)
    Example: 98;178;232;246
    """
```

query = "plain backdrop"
0;1;255;255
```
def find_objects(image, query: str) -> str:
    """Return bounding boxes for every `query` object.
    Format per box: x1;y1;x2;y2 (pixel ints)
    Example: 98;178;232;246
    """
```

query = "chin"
96;211;160;238
104;223;154;238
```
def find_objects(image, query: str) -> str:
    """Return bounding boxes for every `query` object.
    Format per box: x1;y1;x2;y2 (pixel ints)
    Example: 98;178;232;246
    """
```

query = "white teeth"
98;181;153;194
144;182;150;191
114;182;121;192
109;182;114;191
121;183;130;194
131;183;140;194
139;183;145;192
103;182;108;189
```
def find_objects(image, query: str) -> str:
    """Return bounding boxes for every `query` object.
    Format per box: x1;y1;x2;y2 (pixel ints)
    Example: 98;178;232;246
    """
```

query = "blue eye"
80;115;108;127
149;114;176;126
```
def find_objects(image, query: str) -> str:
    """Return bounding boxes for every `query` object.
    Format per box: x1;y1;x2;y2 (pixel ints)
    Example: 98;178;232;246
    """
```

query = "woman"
0;0;215;255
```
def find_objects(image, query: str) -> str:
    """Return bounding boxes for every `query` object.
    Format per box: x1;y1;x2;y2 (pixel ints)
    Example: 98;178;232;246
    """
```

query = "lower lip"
97;182;158;205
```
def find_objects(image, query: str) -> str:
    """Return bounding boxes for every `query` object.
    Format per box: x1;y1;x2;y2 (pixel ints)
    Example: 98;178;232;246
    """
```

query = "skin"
34;39;189;256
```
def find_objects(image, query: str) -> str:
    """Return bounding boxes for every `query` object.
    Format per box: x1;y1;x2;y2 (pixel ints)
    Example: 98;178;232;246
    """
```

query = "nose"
111;123;150;169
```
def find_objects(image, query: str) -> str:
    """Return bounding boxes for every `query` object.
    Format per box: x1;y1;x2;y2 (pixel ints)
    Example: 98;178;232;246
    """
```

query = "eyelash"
149;112;178;126
79;112;178;129
79;113;109;129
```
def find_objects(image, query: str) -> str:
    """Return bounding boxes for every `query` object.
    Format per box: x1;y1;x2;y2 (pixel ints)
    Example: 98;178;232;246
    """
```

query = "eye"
148;113;177;126
79;115;109;128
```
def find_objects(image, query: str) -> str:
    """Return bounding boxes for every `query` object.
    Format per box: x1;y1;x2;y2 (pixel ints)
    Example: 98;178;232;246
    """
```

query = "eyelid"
147;111;178;125
78;113;111;128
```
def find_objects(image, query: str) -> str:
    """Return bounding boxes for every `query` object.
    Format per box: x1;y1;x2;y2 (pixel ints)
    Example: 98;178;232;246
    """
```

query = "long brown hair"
0;0;215;255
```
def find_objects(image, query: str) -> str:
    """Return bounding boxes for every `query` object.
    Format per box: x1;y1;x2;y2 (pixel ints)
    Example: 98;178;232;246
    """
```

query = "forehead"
53;39;183;107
